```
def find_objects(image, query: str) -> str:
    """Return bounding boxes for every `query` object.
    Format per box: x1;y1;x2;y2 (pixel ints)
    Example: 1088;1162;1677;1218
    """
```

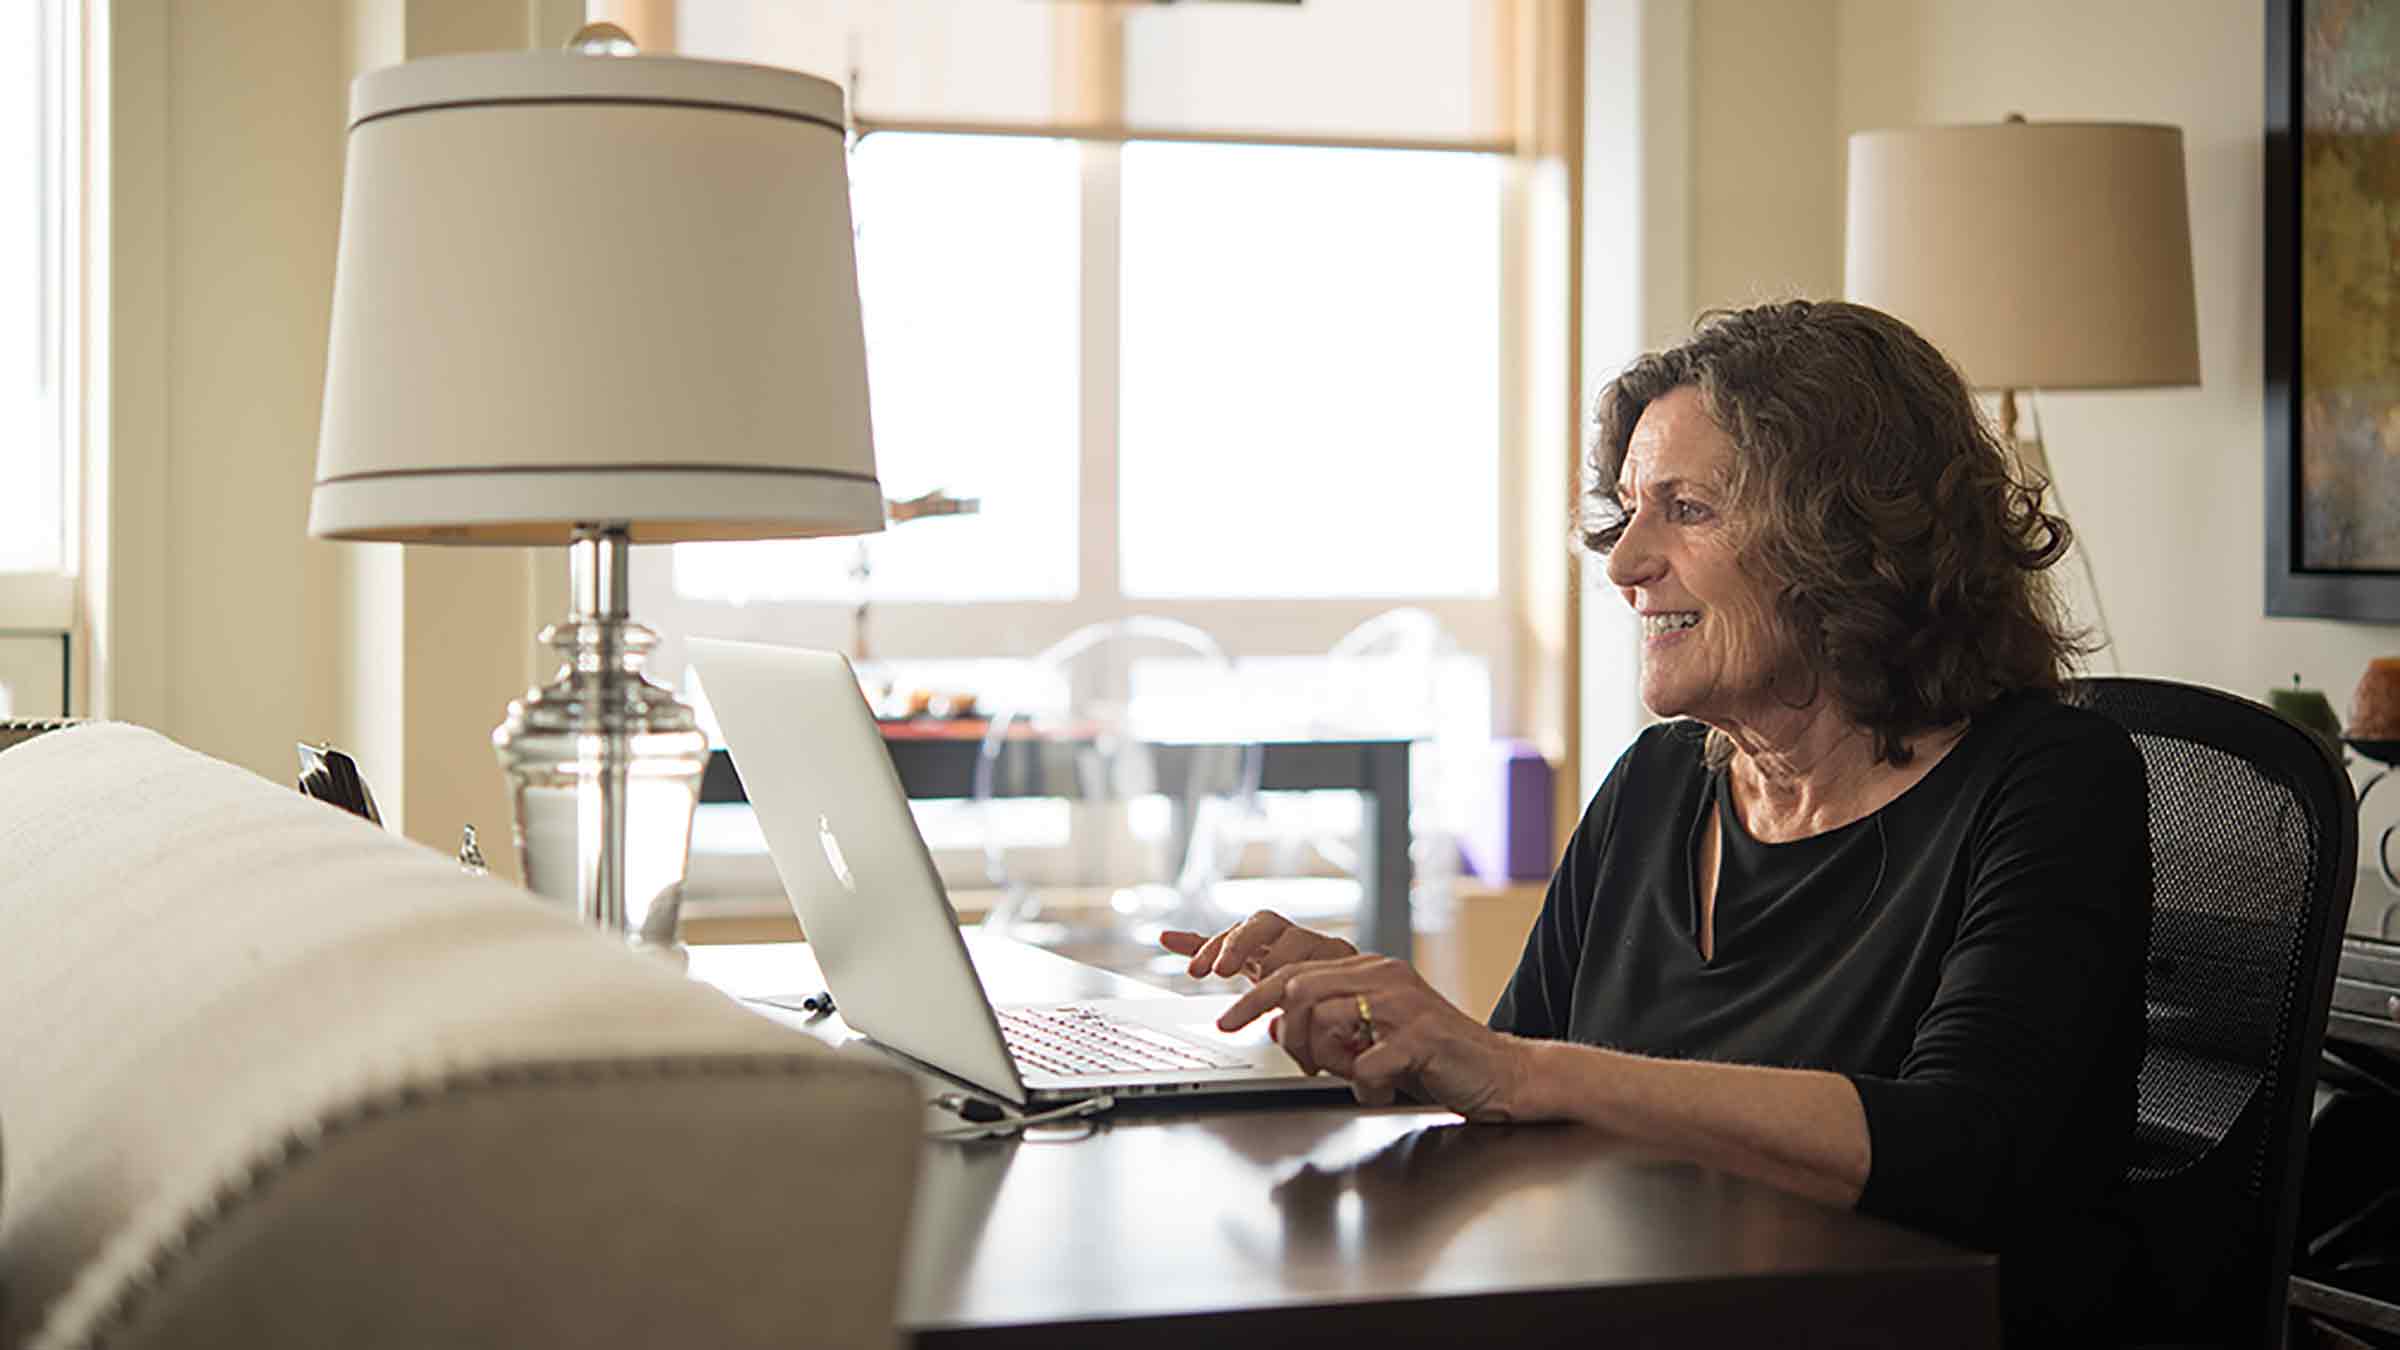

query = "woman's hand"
1218;954;1538;1122
1159;910;1356;982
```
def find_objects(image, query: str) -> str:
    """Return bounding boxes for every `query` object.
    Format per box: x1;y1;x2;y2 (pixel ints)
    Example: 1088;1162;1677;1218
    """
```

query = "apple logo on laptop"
818;813;857;892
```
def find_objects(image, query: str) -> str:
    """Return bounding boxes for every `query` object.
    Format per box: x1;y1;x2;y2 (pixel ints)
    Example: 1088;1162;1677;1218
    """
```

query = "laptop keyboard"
997;1006;1251;1078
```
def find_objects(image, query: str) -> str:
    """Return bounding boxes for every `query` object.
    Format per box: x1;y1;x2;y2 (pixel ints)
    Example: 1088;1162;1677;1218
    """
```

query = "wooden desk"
689;940;1999;1349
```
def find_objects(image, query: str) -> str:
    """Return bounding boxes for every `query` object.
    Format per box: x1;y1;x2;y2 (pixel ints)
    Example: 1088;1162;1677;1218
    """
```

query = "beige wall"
98;0;577;876
1690;0;1842;310
1593;1;2395;740
99;0;346;773
1831;0;2400;702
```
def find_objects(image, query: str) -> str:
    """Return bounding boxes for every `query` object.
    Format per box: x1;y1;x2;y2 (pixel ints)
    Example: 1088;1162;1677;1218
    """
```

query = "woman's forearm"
1507;1038;1872;1208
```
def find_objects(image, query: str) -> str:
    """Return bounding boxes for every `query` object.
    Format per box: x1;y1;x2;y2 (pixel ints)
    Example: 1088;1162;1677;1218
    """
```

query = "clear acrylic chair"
974;618;1262;978
1253;607;1474;931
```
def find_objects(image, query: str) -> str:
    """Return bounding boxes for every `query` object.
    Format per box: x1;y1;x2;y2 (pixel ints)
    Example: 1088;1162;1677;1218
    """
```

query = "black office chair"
2070;677;2355;1348
296;741;384;826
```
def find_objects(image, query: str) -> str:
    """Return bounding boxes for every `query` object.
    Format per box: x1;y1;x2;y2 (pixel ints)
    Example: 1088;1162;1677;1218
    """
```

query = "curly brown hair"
1584;300;2087;766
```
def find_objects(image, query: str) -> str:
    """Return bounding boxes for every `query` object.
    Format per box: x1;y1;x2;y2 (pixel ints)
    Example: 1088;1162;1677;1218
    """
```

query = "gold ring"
1354;992;1376;1048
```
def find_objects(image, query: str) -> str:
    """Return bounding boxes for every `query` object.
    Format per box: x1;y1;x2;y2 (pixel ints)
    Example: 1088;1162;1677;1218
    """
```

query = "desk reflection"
1259;1118;1844;1296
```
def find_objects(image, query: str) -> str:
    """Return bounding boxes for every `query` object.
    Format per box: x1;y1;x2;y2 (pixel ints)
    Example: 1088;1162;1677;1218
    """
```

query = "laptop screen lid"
687;637;1028;1104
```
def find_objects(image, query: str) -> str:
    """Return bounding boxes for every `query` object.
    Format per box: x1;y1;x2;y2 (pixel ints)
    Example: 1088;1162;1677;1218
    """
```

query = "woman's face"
1605;385;1797;727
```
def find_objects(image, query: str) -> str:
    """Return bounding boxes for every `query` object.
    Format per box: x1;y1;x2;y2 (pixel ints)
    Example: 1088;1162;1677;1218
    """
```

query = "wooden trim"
1553;0;1586;828
1049;3;1121;127
1503;0;1586;826
1490;0;1521;151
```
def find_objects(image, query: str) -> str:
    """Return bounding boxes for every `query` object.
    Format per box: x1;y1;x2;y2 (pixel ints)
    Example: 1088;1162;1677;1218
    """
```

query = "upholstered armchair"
0;722;919;1349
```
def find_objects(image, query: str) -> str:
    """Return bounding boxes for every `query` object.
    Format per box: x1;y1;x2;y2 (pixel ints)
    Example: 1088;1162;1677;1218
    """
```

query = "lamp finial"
568;21;639;56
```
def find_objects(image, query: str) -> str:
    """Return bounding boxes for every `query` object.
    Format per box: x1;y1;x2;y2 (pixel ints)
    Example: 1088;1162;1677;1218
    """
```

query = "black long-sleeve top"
1490;692;2150;1337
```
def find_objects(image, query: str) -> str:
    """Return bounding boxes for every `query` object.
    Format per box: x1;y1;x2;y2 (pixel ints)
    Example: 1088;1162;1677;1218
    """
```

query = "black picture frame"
2266;0;2400;620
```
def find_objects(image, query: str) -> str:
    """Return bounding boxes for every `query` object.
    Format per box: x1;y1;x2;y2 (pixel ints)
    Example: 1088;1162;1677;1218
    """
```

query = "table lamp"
311;32;883;944
1844;117;2200;654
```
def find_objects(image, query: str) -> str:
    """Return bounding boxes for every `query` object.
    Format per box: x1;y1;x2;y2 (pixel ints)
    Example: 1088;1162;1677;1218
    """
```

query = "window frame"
0;0;84;707
642;6;1534;730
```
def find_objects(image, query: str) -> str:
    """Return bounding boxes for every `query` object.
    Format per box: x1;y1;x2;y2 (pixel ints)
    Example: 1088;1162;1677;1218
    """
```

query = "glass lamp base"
502;750;703;947
494;528;706;950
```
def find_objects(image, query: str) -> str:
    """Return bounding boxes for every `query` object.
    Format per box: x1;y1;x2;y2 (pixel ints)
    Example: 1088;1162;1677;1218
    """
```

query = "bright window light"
673;132;1081;606
1117;142;1502;600
0;0;65;575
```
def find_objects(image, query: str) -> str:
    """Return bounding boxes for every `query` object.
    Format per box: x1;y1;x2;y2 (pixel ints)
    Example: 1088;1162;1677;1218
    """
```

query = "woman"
1162;300;2149;1341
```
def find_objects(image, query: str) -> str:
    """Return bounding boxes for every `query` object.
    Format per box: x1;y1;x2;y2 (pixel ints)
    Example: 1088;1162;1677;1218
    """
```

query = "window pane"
1118;143;1501;600
0;1;63;575
673;133;1080;606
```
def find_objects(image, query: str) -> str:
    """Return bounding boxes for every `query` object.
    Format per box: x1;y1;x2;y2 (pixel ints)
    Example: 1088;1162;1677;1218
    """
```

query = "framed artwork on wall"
2268;0;2400;620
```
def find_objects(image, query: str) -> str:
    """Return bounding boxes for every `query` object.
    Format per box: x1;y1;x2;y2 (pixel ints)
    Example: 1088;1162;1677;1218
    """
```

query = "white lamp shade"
1844;121;2200;393
311;51;884;544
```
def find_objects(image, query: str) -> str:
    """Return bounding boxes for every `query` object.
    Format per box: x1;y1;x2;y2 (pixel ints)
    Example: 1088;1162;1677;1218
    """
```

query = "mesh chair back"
2070;677;2354;1347
973;617;1263;963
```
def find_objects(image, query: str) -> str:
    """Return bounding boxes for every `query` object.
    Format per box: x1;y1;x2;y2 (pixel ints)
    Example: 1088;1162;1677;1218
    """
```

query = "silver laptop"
688;637;1337;1107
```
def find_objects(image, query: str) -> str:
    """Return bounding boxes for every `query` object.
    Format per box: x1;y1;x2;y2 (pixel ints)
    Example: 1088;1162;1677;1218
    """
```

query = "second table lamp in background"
1845;117;2201;658
310;33;883;944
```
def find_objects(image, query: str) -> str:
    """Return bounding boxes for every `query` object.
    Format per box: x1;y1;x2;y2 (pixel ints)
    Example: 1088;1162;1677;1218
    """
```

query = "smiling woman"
1170;301;2153;1345
1585;302;2087;768
1598;386;1789;737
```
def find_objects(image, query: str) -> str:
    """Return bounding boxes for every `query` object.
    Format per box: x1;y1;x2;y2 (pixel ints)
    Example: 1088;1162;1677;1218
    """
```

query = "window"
644;128;1508;745
649;0;1588;926
679;134;1502;616
0;0;79;719
1;0;71;577
644;2;1520;726
672;133;1082;608
1116;141;1501;601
